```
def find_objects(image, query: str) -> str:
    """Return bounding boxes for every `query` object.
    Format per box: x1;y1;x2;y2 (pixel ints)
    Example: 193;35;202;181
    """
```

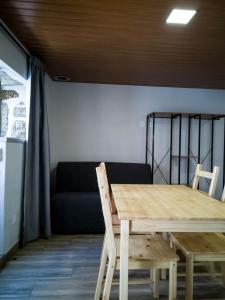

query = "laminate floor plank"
0;268;73;280
0;280;35;298
31;278;96;297
15;249;100;256
30;297;94;300
0;235;225;299
6;261;99;270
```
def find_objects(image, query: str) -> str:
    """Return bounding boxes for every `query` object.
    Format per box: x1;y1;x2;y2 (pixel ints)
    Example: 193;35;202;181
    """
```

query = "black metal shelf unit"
145;112;225;186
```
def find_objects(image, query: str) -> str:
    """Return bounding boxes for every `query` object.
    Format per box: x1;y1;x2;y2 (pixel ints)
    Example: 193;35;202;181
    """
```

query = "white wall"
47;81;225;171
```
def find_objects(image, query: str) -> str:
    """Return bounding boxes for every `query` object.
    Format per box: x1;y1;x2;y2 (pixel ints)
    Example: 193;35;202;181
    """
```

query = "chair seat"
115;234;179;261
172;232;225;255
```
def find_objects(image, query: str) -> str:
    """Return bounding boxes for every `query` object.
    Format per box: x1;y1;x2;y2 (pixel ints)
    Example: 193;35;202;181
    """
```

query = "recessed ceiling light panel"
166;9;196;24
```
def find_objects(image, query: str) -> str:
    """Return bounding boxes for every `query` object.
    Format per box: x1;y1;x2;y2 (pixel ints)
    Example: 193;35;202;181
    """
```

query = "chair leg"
150;269;153;281
161;232;169;280
169;261;177;300
209;262;216;278
102;257;115;300
152;268;160;299
185;255;194;300
95;235;108;300
221;262;225;287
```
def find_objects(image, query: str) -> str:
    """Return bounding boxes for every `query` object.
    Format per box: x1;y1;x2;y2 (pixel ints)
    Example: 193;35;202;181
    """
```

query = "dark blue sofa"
51;162;152;234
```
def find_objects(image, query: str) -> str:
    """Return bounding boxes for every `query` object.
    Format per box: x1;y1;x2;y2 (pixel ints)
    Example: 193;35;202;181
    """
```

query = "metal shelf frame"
145;112;225;185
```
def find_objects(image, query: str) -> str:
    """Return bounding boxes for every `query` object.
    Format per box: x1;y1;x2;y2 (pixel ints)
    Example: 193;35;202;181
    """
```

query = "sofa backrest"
56;162;152;193
56;162;100;192
105;162;152;185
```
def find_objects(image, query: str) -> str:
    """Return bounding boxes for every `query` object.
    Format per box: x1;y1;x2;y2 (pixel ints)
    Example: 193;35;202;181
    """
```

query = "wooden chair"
98;162;159;293
95;166;179;300
100;162;120;230
192;164;220;196
172;164;225;300
100;161;168;281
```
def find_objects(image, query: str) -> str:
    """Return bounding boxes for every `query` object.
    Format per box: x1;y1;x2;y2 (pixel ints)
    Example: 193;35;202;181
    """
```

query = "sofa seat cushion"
51;192;104;234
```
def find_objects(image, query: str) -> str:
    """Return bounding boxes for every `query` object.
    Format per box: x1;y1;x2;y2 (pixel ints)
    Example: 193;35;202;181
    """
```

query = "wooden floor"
0;235;225;299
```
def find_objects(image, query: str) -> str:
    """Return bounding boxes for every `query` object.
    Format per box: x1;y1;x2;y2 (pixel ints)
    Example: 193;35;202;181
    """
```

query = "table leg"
186;255;194;300
120;220;129;300
169;261;177;300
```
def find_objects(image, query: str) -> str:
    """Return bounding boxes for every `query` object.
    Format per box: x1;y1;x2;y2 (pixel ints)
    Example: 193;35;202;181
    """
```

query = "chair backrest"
96;167;116;258
221;185;225;202
192;164;220;197
100;162;117;214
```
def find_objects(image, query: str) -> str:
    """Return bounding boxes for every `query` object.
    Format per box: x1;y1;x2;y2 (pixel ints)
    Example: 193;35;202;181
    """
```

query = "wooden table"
111;184;225;300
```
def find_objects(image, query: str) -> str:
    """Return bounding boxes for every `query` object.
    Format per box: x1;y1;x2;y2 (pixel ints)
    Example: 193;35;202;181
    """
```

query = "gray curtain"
22;56;51;243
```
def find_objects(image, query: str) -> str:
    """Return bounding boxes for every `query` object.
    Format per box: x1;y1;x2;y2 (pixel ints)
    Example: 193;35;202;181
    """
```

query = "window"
0;59;29;140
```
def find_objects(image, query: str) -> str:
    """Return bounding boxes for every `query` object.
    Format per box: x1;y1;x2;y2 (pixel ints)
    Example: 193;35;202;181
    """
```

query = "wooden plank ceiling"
1;0;225;89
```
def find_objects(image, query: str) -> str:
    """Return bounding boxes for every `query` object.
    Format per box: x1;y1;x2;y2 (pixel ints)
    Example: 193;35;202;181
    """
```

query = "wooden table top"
111;184;225;221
